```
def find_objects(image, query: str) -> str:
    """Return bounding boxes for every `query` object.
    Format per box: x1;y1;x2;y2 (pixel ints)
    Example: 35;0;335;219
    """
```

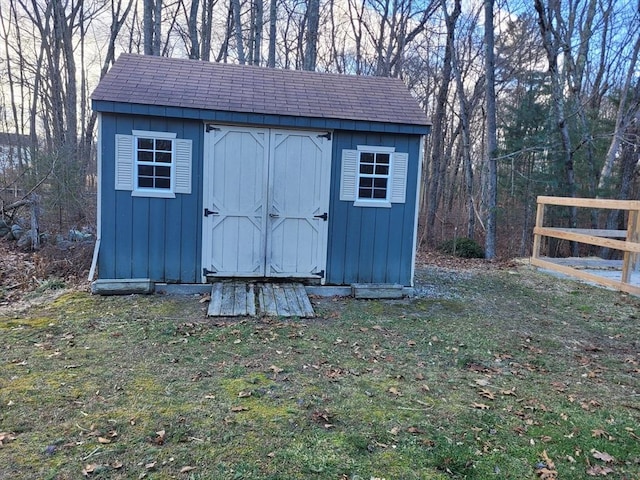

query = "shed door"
202;126;331;281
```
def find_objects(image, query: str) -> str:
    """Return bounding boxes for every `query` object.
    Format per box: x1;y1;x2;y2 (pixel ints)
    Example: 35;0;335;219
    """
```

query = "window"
115;130;192;198
357;151;390;200
340;146;408;207
136;136;174;190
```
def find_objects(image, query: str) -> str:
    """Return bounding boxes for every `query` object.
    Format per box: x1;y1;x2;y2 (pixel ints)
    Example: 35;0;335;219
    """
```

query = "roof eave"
91;99;431;135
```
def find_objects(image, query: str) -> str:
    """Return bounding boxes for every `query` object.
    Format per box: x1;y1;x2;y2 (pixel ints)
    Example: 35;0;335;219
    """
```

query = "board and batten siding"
98;113;203;283
326;131;421;286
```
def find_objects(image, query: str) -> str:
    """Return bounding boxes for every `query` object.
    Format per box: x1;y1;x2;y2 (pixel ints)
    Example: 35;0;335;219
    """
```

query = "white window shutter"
390;152;408;203
115;134;134;190
174;138;192;194
340;149;358;201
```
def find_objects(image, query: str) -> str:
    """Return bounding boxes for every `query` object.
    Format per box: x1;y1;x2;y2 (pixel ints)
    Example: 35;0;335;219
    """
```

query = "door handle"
269;213;279;218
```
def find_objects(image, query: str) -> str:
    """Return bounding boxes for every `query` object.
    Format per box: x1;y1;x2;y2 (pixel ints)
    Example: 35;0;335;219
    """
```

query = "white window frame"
354;145;395;208
131;130;177;198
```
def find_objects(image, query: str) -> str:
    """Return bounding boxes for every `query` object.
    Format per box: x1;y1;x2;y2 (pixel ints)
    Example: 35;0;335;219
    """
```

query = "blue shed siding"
326;131;421;286
98;113;203;283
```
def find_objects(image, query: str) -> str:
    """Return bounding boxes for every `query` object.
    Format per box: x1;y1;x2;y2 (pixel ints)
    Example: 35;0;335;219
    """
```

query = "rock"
17;229;33;248
68;229;94;242
11;224;23;240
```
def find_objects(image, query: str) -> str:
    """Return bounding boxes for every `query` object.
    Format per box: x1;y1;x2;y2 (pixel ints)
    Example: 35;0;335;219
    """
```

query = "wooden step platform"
207;282;314;318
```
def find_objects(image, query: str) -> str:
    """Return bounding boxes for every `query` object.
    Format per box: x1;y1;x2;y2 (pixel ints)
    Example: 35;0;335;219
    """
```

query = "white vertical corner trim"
115;134;134;191
89;113;103;281
411;137;426;287
340;149;358;201
390;152;408;203
174;138;193;194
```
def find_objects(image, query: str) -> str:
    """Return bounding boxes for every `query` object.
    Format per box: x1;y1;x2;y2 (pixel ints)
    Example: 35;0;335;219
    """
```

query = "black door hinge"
312;269;325;278
204;208;218;217
314;212;328;221
206;124;220;132
203;268;216;276
317;132;332;140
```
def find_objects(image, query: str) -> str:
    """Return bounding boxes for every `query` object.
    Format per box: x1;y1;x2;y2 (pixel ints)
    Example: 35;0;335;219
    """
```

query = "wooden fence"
531;196;640;296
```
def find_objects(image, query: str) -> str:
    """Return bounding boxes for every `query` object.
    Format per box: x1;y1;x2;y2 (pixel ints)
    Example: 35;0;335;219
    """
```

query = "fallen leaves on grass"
478;388;495;400
82;464;98;476
592;450;615;463
311;409;334;428
180;466;196;473
231;406;249;412
586;465;614;476
150;430;165;445
0;432;16;446
535;450;558;479
471;402;490;410
388;387;402;396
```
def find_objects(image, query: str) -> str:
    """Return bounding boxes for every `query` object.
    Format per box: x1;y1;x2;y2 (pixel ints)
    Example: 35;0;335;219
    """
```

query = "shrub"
438;237;485;258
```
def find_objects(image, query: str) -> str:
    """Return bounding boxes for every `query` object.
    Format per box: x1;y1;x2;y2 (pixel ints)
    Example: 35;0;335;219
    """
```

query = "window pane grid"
358;151;390;200
136;137;173;190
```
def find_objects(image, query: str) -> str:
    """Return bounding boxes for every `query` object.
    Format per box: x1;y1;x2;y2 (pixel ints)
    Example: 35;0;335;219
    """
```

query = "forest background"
0;0;638;260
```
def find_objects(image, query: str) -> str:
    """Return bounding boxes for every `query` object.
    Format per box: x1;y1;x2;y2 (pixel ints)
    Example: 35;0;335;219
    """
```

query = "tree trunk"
483;0;498;259
231;0;246;63
267;0;277;67
303;0;319;70
188;0;200;58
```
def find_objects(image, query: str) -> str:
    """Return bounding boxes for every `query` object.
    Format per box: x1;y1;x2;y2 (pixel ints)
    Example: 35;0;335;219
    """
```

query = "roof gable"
92;54;429;128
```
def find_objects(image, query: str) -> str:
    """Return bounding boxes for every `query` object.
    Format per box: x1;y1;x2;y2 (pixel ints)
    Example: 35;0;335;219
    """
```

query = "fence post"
622;208;640;284
531;198;545;260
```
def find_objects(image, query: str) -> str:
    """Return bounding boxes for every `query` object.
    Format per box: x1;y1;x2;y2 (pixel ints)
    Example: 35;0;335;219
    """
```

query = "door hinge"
204;208;218;217
317;132;332;140
203;268;216;276
312;269;325;278
314;212;328;221
206;124;220;132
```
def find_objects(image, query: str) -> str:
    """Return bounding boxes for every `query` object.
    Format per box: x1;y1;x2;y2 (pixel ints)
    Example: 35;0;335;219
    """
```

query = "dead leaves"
388;386;402;397
592;450;615;463
586;465;614;476
536;450;558;479
311;409;334;429
0;432;16;446
150;429;166;445
587;450;616;476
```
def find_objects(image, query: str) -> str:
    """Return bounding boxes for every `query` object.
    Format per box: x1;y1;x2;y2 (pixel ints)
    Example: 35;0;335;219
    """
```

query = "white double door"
202;125;331;281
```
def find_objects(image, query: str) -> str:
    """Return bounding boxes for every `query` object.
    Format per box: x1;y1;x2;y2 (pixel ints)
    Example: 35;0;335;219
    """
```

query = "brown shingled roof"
92;54;429;127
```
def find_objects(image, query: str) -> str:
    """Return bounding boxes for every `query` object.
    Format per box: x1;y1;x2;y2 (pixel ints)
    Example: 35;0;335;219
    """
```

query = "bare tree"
231;0;246;63
303;0;319;70
483;0;497;258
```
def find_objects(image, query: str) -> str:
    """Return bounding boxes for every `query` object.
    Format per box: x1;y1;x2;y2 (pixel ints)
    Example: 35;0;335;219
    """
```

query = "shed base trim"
92;278;155;295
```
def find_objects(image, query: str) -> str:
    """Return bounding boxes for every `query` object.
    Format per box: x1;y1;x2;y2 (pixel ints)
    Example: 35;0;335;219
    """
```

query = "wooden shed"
90;54;430;290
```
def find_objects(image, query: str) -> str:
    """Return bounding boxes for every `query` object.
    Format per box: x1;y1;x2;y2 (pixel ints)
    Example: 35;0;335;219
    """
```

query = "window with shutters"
115;130;192;198
340;145;407;207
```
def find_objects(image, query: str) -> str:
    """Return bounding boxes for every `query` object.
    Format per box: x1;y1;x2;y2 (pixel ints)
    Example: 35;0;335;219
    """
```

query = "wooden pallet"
207;282;314;318
207;282;256;317
258;283;315;318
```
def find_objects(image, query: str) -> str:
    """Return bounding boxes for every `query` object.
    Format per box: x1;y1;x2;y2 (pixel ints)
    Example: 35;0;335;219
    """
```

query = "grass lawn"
1;264;639;479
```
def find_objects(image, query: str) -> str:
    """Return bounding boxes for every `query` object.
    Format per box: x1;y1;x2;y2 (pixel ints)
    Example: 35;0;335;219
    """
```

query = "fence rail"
531;196;640;296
